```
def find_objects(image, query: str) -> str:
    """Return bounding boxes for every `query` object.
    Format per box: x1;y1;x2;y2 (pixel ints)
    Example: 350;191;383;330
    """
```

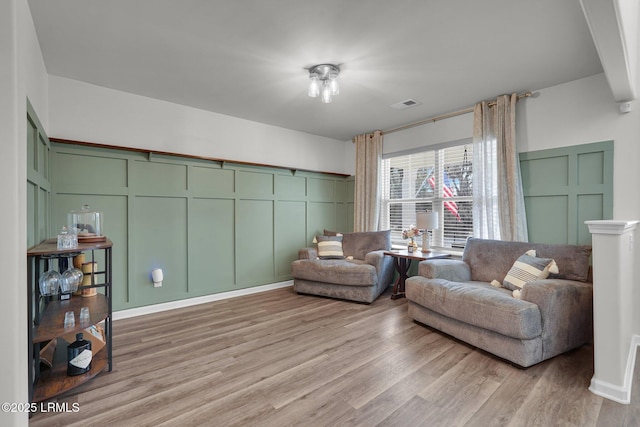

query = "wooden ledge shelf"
50;138;352;178
27;238;113;257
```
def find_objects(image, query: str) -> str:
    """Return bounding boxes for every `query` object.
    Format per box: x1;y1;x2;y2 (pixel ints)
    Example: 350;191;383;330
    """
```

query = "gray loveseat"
406;238;593;367
291;230;394;303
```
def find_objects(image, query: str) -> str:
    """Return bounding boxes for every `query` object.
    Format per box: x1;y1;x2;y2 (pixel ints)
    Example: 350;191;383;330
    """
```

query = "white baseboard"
113;280;293;321
589;334;640;404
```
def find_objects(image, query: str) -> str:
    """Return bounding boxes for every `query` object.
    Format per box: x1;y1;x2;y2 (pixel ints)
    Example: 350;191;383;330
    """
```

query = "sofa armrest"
364;250;388;270
418;259;471;282
365;250;395;286
521;279;593;358
298;247;318;260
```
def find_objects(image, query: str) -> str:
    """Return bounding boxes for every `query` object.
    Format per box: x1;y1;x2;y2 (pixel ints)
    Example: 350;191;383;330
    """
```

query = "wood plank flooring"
30;286;639;426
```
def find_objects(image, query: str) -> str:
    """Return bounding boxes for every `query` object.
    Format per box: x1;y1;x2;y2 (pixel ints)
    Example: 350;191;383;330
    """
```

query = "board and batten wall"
50;142;354;312
519;140;614;245
27;100;52;248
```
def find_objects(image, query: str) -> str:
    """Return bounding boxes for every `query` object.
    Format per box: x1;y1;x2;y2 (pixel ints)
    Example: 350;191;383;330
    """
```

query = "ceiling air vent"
390;99;422;110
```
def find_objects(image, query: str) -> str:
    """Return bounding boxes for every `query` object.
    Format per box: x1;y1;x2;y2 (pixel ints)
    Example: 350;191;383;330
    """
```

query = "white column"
0;1;29;426
586;220;639;404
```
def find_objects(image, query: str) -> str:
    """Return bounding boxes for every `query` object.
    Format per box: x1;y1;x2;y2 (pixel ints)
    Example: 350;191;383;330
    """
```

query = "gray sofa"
406;238;593;367
291;230;394;303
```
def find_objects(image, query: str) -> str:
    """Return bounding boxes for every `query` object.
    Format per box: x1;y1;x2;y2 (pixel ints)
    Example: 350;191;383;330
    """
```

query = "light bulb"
321;83;332;103
308;74;320;98
329;77;339;95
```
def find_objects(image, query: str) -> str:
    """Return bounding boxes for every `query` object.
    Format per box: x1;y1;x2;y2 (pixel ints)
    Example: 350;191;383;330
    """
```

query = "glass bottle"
67;333;92;376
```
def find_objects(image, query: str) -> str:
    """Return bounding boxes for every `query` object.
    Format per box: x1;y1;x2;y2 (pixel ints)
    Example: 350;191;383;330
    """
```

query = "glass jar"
68;204;104;242
57;226;78;250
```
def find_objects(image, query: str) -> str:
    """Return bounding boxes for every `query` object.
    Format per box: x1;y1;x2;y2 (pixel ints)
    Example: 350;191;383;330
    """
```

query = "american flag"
426;171;461;220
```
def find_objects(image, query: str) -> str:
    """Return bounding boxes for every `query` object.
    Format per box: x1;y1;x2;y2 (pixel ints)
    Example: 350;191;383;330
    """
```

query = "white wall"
48;76;354;175
519;73;640;219
1;0;48;426
20;0;48;128
383;113;473;155
385;72;640;229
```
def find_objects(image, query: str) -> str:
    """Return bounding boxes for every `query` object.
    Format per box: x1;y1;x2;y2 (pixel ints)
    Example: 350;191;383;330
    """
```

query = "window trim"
381;138;473;250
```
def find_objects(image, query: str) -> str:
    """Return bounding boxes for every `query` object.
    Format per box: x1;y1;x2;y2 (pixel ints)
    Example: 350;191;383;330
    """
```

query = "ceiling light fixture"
308;64;340;104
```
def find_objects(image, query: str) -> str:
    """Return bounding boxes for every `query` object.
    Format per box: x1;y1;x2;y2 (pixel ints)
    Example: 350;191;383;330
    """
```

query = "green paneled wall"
50;143;353;311
26;100;51;247
520;141;613;245
236;199;275;285
55;153;128;193
133;196;189;303
53;193;129;305
190;198;236;294
274;201;307;278
135;161;188;195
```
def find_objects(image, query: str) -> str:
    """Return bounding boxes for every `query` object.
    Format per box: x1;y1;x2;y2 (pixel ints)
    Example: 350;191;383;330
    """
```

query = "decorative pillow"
502;250;559;292
314;230;342;244
317;230;391;260
316;235;345;259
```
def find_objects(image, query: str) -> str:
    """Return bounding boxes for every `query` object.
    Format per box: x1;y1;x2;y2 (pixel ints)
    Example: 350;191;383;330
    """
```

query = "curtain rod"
353;91;533;141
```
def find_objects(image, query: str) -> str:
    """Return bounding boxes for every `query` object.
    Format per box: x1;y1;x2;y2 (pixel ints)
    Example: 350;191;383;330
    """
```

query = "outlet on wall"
151;268;163;287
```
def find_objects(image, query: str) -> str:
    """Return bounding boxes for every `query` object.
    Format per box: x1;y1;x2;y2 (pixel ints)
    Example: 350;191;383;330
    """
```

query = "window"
380;141;473;249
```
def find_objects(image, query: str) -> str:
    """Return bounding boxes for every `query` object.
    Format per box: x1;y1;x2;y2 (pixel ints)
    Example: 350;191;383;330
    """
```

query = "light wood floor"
30;286;639;426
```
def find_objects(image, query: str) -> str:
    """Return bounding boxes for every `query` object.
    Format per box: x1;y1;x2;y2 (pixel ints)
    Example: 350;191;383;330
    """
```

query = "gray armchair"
406;238;593;367
291;230;394;303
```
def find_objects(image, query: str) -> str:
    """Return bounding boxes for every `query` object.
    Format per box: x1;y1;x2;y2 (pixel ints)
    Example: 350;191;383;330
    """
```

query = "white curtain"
354;130;383;232
472;94;528;241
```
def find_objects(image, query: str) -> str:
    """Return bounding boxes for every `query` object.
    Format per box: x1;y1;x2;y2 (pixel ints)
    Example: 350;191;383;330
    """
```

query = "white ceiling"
28;0;604;141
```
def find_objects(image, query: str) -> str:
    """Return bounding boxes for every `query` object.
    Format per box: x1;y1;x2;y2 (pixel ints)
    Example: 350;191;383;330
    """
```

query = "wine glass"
60;256;83;295
38;258;61;297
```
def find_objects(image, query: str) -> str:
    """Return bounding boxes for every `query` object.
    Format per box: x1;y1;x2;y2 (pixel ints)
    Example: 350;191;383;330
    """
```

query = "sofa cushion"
341;230;391;260
502;250;558;291
291;259;377;286
463;238;592;283
316;235;345;259
322;230;391;260
405;277;542;340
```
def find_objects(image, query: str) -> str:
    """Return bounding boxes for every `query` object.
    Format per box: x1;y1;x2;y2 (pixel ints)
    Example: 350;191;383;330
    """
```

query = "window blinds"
381;142;473;249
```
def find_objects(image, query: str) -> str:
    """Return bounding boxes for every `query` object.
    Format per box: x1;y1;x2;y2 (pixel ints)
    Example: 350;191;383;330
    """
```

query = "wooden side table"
384;249;451;299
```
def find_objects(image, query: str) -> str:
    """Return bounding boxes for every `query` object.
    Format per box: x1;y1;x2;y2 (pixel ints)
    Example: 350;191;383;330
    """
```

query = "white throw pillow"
316;235;345;260
502;249;559;292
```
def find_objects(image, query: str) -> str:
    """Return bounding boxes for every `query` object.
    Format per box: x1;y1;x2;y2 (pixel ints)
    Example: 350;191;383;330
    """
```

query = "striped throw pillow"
316;235;345;259
502;250;559;291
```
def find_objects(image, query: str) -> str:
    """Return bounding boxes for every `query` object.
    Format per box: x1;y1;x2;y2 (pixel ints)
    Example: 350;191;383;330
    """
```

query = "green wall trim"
50;142;354;311
26;99;51;247
520;140;613;245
